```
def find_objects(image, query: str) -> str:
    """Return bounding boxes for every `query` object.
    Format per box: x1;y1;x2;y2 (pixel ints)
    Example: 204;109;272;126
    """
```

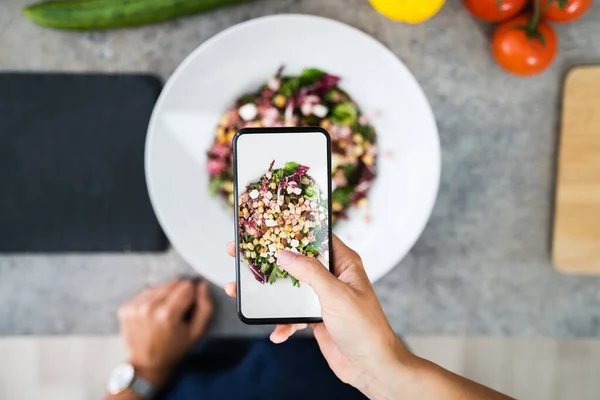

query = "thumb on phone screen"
277;250;342;296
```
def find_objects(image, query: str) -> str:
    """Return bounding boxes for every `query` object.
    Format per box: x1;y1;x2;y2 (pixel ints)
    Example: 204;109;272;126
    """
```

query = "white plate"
145;14;440;287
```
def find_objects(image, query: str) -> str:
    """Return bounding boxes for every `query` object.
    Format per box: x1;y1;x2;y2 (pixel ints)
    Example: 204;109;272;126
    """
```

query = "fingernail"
277;250;295;267
296;323;308;331
270;334;285;344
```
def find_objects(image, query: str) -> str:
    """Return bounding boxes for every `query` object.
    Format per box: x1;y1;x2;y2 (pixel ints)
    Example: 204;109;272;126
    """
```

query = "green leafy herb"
304;242;320;255
357;124;375;140
341;164;357;179
299;68;324;85
276;268;287;278
283;161;299;175
274;169;284;182
280;77;300;97
304;185;318;200
332;186;353;206
268;268;278;284
209;176;222;196
238;95;257;105
325;89;340;103
331;102;358;126
304;115;319;125
291;276;300;287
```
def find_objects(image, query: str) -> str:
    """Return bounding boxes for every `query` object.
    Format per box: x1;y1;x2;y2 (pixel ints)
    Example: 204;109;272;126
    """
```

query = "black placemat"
0;73;168;252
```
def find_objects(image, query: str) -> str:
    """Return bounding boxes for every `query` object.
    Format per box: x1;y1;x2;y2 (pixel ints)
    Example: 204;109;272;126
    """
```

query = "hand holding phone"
223;235;410;399
233;127;333;324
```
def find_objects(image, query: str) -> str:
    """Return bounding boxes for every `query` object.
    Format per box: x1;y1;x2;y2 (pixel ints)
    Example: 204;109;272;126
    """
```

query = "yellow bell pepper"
369;0;446;24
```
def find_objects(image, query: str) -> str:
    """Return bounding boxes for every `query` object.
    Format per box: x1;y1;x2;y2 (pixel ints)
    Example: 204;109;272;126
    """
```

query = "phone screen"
234;128;331;323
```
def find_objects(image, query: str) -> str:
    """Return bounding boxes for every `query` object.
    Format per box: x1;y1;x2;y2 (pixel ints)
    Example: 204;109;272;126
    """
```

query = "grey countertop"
1;0;600;337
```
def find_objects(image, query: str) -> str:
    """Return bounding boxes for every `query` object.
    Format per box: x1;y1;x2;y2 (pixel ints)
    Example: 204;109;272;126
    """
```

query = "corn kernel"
273;94;287;108
247;243;254;250
332;201;343;212
222;181;234;192
320;119;331;130
270;182;277;189
353;133;364;144
362;153;374;166
216;127;226;142
353;145;364;157
253;238;259;245
226;129;236;143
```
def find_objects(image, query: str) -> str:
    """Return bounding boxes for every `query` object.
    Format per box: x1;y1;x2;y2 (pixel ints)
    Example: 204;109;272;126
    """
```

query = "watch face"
107;363;135;394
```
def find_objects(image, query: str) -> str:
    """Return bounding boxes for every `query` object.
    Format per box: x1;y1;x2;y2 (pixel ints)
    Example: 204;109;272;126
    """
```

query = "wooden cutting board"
553;67;600;274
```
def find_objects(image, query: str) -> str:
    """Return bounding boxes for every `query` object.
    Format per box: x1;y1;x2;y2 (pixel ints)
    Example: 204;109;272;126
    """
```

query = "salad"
207;67;377;223
238;160;328;286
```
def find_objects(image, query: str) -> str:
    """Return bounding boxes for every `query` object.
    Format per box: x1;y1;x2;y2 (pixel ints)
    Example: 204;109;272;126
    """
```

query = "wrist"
130;364;172;390
355;337;421;400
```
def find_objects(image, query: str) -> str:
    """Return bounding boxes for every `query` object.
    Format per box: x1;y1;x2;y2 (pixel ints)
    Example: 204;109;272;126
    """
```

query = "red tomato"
492;14;558;76
463;0;528;22
540;0;592;23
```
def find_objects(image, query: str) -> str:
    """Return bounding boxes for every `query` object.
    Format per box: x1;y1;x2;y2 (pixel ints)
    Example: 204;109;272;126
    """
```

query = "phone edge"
232;127;332;325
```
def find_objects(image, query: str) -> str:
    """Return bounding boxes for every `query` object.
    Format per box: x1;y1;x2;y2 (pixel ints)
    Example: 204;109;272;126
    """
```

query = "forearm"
402;357;515;400
359;341;513;400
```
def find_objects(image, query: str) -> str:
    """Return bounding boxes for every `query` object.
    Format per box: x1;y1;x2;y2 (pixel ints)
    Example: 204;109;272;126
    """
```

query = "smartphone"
233;127;333;324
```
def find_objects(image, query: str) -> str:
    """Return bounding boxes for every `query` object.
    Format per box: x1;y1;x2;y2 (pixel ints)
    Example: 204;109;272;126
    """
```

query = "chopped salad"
207;67;377;223
238;160;328;286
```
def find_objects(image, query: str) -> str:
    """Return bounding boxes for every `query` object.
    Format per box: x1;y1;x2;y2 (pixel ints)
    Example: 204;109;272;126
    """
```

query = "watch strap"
130;376;156;399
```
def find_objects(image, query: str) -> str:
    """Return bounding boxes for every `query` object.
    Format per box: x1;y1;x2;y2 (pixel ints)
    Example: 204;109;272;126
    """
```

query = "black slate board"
0;73;168;252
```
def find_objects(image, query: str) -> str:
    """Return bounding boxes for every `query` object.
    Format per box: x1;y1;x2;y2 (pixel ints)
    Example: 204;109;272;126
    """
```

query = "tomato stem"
528;0;542;31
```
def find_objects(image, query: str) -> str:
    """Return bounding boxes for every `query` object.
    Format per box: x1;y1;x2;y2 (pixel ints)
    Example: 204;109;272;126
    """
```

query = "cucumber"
23;0;253;31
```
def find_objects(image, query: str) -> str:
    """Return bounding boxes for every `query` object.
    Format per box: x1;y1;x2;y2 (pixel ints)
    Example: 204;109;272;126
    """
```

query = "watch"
107;362;157;399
